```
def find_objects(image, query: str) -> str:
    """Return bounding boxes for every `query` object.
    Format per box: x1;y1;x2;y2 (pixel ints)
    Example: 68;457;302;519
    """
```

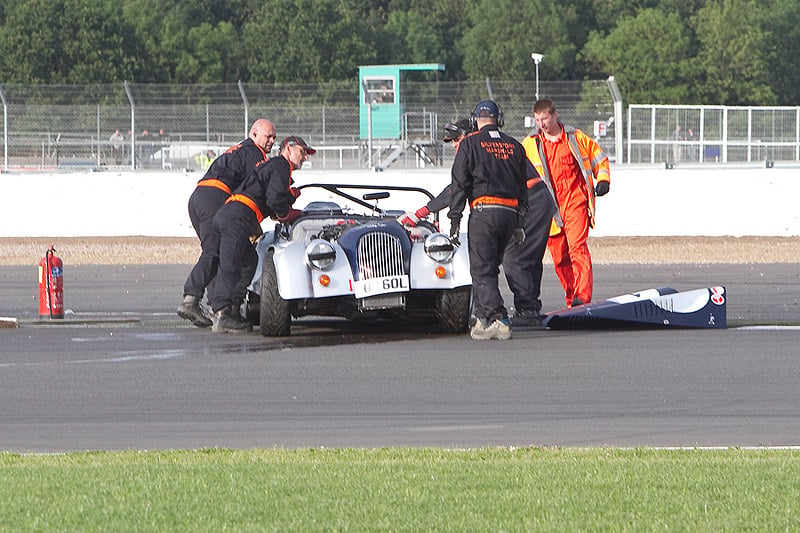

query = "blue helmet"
471;100;504;127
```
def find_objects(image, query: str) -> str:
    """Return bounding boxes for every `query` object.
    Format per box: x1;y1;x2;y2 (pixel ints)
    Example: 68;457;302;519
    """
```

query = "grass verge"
2;447;799;531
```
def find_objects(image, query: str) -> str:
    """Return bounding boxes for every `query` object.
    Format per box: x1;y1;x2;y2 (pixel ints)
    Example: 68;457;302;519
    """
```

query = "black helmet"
442;117;474;143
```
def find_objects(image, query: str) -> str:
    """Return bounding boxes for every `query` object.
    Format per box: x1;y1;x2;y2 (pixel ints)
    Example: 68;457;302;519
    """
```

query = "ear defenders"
471;100;504;128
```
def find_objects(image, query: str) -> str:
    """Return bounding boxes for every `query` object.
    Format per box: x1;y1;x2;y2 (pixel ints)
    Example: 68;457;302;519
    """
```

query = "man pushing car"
207;135;314;333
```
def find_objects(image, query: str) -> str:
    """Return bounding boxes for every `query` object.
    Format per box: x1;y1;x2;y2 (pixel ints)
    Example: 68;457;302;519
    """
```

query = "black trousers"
467;206;517;323
502;183;555;314
183;186;228;299
207;201;259;313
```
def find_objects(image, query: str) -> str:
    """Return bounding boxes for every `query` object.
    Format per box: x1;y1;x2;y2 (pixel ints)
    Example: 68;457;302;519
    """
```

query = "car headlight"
305;240;336;270
424;233;455;263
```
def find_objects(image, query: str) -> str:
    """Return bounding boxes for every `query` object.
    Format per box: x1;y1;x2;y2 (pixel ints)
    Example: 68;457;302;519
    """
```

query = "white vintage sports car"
246;183;472;336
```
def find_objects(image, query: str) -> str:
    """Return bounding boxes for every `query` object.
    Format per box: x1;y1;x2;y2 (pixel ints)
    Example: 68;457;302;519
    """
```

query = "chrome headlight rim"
305;239;337;270
424;232;455;263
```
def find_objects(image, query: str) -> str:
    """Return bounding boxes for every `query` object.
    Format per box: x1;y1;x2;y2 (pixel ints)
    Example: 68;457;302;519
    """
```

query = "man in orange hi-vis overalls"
522;99;610;308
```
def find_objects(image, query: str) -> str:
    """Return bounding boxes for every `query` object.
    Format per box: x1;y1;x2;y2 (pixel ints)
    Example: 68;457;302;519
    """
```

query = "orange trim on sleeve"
526;177;542;189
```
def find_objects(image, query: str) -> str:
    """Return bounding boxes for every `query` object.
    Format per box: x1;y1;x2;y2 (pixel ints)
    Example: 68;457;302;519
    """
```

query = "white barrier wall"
1;166;798;237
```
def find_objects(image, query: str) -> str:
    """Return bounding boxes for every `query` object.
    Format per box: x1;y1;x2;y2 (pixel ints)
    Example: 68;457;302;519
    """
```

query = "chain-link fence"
0;80;615;171
4;82;799;172
628;104;800;165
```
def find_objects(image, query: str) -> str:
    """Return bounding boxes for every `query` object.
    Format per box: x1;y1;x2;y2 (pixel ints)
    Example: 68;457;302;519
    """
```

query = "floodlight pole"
367;101;373;169
531;53;544;101
362;80;377;170
238;80;249;138
124;81;136;170
0;85;7;171
606;75;624;164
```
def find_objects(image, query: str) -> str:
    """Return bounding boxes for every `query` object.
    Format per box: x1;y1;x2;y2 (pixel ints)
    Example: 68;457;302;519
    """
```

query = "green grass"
2;447;799;531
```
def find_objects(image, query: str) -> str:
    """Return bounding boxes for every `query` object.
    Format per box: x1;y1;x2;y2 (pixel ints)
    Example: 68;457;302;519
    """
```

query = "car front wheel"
260;250;291;336
436;285;472;333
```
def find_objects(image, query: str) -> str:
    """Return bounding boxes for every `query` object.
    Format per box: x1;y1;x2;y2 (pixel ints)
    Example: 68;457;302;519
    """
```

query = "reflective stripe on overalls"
196;178;232;195
226;194;264;223
471;195;518;213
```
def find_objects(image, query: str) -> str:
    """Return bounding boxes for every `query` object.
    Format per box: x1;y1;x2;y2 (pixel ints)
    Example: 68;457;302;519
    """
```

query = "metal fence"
0;80;616;171
628;104;800;165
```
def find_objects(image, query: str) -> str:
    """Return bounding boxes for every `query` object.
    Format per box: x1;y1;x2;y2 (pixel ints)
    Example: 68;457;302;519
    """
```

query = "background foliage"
0;0;797;105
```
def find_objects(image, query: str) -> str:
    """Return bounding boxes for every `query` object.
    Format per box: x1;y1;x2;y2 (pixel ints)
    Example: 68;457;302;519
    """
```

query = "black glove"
513;227;526;246
449;221;460;246
595;181;610;196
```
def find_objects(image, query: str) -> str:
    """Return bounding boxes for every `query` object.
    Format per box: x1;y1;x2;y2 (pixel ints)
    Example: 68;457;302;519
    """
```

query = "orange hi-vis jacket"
521;124;610;233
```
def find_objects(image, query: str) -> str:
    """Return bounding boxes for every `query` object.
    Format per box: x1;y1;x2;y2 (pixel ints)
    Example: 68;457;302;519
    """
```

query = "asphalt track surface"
1;263;799;452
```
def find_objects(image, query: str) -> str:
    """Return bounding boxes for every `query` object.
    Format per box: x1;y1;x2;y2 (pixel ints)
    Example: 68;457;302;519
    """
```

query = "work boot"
510;309;544;329
469;318;487;340
230;303;244;323
177;295;212;328
472;317;512;341
211;306;252;334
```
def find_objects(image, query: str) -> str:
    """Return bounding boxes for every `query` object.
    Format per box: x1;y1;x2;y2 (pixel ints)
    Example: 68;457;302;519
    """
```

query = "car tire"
260;250;291;336
436;285;472;333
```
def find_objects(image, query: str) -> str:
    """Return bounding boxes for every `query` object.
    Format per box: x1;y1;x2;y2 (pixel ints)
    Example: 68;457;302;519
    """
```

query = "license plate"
353;275;409;299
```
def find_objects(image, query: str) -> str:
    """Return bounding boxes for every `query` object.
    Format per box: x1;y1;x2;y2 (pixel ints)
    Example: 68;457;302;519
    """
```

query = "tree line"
0;0;797;106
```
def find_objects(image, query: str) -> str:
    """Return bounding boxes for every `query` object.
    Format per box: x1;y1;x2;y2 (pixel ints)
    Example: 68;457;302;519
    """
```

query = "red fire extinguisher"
38;245;64;319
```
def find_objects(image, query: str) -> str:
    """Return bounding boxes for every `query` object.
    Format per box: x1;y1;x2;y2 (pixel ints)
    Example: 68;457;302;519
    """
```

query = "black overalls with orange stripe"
448;123;528;326
183;138;268;300
501;165;556;320
207;154;297;314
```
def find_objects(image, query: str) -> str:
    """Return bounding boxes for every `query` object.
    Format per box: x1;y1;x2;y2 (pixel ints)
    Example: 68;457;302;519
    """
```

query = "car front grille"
357;232;403;280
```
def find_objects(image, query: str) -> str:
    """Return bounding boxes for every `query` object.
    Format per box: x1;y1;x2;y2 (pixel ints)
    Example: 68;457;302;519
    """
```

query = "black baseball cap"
280;135;316;155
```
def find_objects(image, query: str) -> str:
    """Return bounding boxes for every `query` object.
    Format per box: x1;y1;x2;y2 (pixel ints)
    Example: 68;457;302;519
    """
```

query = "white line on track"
735;325;800;330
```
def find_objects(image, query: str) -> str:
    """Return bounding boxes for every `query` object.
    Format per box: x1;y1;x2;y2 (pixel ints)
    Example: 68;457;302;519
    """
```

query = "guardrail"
627;104;800;164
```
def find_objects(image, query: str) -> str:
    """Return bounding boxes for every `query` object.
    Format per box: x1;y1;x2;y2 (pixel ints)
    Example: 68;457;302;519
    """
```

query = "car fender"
410;232;471;289
273;241;356;300
248;231;276;294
